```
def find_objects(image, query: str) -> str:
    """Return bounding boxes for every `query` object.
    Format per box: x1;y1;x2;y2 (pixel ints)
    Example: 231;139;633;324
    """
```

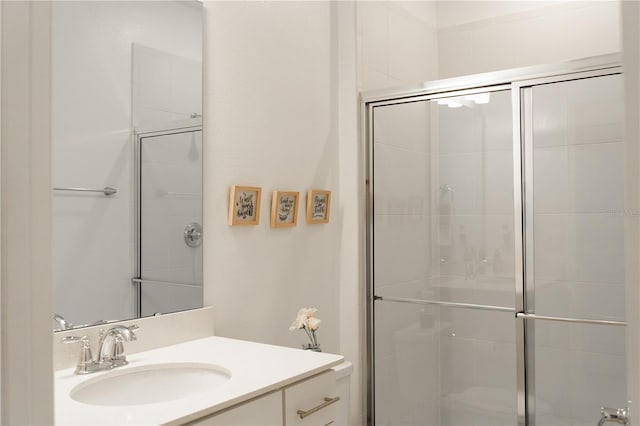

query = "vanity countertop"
55;336;343;425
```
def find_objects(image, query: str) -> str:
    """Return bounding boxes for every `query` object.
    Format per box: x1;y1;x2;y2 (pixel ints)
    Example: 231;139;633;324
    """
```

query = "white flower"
289;307;320;331
307;316;321;331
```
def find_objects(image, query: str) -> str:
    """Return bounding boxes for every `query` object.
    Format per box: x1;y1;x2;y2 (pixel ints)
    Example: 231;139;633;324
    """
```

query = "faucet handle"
62;336;96;375
126;324;139;341
62;335;88;345
112;335;128;366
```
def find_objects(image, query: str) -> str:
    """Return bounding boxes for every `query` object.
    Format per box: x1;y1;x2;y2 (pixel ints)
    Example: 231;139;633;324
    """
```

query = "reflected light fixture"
465;92;491;104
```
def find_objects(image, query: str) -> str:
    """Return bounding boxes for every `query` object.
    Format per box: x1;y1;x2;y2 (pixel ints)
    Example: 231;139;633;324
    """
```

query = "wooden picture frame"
306;189;331;224
270;191;299;228
228;185;262;226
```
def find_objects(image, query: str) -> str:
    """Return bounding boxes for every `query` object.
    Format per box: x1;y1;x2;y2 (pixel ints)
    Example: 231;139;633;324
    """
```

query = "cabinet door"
188;391;283;426
284;370;338;426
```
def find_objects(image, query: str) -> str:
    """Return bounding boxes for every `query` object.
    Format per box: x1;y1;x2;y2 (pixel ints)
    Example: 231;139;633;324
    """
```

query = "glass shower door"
372;89;517;425
522;73;626;425
138;128;203;316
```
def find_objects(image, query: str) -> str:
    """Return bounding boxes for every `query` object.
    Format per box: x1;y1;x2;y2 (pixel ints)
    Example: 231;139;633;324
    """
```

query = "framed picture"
270;191;299;228
228;185;262;226
306;189;331;224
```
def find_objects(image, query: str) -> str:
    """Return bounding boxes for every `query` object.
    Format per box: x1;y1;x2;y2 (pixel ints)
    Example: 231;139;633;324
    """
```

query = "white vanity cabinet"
284;370;337;426
55;336;345;426
187;370;337;426
187;391;283;426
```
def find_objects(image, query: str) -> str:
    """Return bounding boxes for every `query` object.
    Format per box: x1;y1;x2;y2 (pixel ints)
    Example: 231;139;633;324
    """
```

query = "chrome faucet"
63;324;139;375
97;325;138;367
53;314;72;331
598;407;629;426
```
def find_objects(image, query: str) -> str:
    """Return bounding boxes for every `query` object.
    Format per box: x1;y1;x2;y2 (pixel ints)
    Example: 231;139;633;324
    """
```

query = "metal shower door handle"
184;222;203;248
598;407;629;426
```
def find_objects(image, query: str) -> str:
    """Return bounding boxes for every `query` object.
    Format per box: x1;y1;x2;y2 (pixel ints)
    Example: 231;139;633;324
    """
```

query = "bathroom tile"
435;104;480;155
533;146;569;214
483;90;514;152
532;83;568;149
473;339;516;391
569;321;626;356
394;326;440;420
361;65;389;92
374;358;396;426
530;318;572;351
434;214;481;281
140;281;202;317
533;213;571;282
358;1;389;76
141;215;171;273
439;308;514;344
375;280;428;300
575;213;624;284
439;336;475;393
388;9;436;84
135;108;185;129
373;143;429;216
373;214;430;287
374;300;423;361
170;55;202;115
484;150;514;215
531;346;573;418
532;279;572;319
438;153;482;215
569;350;626;424
133;45;174;114
567;74;624;146
572;142;623;213
374;101;431;154
570;281;625;321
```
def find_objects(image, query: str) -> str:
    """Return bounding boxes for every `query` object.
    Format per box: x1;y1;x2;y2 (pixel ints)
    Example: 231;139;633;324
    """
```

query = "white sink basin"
70;362;232;406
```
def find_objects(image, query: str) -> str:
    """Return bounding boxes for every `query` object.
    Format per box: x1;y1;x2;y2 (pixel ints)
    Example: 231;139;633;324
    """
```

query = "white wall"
203;0;341;351
622;2;640;423
437;1;620;78
51;1;202;326
1;2;54;423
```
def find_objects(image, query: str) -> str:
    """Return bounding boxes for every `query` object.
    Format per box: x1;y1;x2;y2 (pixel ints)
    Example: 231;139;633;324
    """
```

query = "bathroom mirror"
52;1;203;331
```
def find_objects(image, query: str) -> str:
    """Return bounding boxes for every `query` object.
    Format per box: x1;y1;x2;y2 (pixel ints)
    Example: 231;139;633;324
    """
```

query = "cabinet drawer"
284;370;337;426
187;391;283;426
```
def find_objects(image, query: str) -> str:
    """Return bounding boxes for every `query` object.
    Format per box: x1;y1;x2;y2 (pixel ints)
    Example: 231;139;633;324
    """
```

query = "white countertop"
55;336;344;425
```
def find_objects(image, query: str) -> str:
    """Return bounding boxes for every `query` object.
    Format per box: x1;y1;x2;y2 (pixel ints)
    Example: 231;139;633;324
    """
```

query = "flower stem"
303;325;314;345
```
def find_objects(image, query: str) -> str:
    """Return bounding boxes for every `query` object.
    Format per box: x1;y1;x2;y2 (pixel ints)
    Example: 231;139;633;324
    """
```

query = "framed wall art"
306;189;331;224
228;185;262;226
270;191;299;228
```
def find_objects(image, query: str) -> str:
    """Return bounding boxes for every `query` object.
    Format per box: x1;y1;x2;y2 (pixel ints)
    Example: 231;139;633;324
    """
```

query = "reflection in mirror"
52;1;203;331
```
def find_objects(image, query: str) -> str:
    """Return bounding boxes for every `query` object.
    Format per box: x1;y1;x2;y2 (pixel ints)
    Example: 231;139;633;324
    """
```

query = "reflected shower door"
139;128;203;316
523;74;626;425
372;89;517;425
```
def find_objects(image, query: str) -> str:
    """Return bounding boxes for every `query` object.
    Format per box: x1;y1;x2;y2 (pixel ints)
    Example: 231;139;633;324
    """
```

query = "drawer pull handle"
297;396;340;419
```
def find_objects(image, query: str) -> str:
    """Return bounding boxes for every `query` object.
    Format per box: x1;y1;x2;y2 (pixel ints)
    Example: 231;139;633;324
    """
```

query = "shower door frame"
132;121;203;318
363;53;624;426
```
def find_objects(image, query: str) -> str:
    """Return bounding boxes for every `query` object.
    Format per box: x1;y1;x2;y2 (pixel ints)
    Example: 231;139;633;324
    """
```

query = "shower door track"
363;53;624;426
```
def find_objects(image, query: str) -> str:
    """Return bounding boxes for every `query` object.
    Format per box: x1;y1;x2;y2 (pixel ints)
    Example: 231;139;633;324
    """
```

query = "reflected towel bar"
53;186;117;196
131;278;201;288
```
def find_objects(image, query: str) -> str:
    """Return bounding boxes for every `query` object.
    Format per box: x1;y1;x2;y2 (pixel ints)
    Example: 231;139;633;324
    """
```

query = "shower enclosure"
365;55;626;426
134;122;203;317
